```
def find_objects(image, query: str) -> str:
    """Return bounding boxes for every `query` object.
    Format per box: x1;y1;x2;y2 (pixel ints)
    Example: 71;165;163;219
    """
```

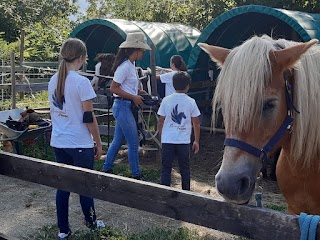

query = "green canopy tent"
69;19;201;70
188;5;320;83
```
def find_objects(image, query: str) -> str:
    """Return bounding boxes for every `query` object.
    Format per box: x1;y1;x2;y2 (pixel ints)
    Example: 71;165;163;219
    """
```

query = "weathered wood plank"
22;62;58;68
15;83;48;92
0;66;25;72
0;84;11;90
0;153;317;240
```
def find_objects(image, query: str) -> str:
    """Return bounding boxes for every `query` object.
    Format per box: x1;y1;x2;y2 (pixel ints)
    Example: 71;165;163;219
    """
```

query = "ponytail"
56;38;87;107
171;55;187;71
56;59;68;105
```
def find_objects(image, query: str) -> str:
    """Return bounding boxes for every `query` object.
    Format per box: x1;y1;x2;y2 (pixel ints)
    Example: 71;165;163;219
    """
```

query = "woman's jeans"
161;143;190;190
53;147;96;234
102;99;141;176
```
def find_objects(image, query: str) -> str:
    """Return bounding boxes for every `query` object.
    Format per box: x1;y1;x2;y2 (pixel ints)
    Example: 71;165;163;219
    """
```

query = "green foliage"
264;203;287;212
83;0;233;31
83;0;320;31
0;0;77;61
24;225;206;240
233;0;320;13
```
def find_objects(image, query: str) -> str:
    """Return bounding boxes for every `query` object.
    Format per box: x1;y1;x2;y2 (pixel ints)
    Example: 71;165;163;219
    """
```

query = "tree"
0;0;78;61
83;0;234;31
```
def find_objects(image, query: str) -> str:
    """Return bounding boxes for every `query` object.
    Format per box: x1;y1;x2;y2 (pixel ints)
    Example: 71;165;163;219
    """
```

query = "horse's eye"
263;100;276;112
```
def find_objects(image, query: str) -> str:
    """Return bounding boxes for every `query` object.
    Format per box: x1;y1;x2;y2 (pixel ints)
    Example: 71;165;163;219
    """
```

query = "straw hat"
119;32;151;50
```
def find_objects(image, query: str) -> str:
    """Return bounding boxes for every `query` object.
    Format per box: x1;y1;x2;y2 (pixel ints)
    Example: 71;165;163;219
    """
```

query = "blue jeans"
102;99;141;176
161;143;190;190
53;147;96;234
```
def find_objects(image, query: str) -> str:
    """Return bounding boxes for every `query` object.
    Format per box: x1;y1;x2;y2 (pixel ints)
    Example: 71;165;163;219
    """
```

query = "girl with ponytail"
48;38;104;239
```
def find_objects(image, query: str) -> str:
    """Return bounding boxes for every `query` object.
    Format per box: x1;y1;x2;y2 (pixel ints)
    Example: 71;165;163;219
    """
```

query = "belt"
114;97;131;101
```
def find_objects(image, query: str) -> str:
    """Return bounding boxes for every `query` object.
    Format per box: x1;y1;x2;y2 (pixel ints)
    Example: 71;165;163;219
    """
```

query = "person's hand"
143;67;152;75
192;141;199;154
94;145;102;160
132;95;144;106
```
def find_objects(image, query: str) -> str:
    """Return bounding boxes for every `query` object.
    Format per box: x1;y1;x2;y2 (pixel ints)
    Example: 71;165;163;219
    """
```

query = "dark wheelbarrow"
0;109;52;154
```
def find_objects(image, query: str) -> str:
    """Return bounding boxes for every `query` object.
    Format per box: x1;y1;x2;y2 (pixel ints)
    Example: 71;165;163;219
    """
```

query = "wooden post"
149;44;161;159
19;30;25;100
149;44;157;96
1;59;4;103
19;30;25;64
10;52;16;109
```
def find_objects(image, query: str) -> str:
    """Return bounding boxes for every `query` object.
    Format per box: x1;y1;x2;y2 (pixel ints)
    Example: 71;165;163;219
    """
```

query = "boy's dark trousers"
161;143;190;190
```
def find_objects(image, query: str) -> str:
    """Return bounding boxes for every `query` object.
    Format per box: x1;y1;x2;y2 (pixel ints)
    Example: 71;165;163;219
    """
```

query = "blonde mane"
213;35;320;167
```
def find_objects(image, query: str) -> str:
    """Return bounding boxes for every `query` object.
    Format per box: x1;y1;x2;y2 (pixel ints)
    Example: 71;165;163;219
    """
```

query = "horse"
198;35;320;215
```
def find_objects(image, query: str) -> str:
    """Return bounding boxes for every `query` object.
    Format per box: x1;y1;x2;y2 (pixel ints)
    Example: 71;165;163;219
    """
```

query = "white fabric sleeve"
159;72;174;84
157;100;166;116
113;64;127;84
191;100;201;117
78;78;97;101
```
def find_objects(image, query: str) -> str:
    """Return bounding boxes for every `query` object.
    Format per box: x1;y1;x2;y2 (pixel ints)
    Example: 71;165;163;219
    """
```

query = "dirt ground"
0;131;286;239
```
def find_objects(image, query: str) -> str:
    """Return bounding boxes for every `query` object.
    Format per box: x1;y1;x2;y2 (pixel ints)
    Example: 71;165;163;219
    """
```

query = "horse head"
199;36;318;205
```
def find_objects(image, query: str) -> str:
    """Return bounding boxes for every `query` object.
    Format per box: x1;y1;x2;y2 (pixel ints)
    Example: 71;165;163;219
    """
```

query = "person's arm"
191;116;200;154
156;66;172;73
157;116;165;138
110;81;143;106
82;100;102;160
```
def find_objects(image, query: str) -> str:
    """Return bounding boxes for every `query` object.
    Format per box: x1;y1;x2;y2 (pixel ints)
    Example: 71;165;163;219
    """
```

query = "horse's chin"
218;182;255;205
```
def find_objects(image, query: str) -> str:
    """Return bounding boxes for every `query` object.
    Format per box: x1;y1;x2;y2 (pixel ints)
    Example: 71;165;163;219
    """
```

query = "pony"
198;35;320;215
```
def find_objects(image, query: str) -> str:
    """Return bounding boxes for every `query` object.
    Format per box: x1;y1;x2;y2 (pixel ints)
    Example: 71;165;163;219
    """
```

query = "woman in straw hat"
102;32;150;180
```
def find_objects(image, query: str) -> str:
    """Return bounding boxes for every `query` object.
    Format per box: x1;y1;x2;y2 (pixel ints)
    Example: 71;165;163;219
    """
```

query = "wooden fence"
0;51;214;109
0;152;319;240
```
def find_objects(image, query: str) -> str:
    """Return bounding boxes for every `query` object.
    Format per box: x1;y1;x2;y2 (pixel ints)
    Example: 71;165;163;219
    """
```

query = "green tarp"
69;19;201;70
188;5;320;82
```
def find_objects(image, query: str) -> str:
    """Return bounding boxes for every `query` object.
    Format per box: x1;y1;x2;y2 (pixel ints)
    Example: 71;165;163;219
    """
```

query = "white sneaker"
96;220;105;229
58;232;71;239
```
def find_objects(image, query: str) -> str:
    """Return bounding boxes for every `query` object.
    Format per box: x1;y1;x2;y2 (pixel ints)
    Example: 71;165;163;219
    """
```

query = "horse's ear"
272;39;318;69
198;43;230;66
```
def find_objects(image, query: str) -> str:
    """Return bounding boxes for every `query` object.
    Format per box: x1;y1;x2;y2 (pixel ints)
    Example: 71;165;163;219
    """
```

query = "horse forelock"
213;35;274;132
213;35;320;169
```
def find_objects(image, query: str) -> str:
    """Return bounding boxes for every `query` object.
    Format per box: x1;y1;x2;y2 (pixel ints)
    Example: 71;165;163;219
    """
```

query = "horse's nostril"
238;176;250;195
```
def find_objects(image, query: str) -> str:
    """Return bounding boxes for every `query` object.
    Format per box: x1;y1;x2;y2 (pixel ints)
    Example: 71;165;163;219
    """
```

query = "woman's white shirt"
113;59;138;96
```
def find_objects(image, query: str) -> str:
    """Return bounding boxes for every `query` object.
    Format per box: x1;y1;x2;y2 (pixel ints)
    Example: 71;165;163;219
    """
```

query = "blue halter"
224;79;295;162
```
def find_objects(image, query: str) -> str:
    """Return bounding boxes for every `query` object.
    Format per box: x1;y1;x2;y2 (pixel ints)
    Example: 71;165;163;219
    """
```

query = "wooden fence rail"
0;152;318;240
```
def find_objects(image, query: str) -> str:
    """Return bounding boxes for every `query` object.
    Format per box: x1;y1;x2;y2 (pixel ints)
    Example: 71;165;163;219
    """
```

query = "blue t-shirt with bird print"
157;92;200;144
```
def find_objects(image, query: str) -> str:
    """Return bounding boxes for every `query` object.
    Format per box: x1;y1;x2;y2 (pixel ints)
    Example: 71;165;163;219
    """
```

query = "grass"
24;225;208;240
264;203;287;212
0;91;50;110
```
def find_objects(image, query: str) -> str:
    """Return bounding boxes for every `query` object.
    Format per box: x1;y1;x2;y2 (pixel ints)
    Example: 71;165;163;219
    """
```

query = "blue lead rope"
299;213;320;240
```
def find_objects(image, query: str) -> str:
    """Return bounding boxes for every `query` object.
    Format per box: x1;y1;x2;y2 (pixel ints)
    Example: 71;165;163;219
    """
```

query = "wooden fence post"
1;59;4;103
149;44;157;96
19;29;25;100
10;52;16;109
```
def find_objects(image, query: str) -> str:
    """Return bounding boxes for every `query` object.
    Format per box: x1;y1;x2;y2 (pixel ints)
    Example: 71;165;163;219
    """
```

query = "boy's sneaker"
58;231;71;240
86;219;105;229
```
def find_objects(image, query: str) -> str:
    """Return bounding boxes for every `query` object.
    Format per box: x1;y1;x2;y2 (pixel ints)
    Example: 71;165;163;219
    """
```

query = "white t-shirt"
48;70;97;148
160;71;177;96
113;59;138;96
157;93;201;144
